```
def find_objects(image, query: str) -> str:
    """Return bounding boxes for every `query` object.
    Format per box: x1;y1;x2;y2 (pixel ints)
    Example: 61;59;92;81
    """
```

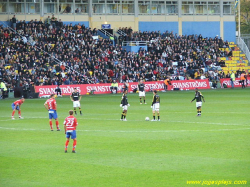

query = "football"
145;117;150;121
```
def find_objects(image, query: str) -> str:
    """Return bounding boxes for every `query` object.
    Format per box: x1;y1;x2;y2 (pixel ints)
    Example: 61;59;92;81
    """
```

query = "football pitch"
0;89;249;187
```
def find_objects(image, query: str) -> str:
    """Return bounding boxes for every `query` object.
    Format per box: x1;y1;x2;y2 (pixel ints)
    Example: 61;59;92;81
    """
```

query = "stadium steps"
97;29;112;40
220;43;249;74
117;29;127;36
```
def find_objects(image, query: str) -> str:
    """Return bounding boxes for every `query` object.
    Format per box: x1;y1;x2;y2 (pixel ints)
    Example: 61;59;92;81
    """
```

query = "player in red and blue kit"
11;97;25;119
64;110;78;153
44;94;60;131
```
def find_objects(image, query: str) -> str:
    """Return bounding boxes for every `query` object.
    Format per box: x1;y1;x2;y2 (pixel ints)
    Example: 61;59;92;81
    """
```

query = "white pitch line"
0;126;250;132
80;128;250;133
168;120;250;127
0;119;13;121
0;111;248;120
167;111;249;114
0;117;249;127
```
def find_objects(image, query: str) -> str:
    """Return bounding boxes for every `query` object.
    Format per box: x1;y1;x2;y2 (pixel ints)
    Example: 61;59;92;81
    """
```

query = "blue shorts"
66;130;76;139
49;110;58;119
12;103;19;110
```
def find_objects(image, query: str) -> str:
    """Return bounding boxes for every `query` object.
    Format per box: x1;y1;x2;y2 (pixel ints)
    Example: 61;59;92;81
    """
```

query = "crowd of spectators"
0;16;246;92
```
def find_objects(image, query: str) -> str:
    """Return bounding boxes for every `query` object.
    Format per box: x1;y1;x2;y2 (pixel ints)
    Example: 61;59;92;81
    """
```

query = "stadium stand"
0;18;249;95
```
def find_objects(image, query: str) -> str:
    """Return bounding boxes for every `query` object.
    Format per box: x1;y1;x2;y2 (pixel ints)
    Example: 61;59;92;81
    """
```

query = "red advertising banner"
35;83;120;97
170;79;210;90
35;79;210;97
220;78;249;88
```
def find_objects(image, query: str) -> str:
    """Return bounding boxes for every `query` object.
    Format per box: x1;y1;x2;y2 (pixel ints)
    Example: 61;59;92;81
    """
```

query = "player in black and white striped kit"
137;79;146;104
120;90;130;121
151;90;160;121
70;88;82;115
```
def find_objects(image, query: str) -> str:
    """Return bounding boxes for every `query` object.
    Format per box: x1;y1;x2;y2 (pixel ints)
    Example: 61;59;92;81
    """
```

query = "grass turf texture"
0;89;249;187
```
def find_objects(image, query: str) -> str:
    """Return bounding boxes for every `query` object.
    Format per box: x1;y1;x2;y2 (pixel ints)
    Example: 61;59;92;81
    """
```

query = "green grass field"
0;89;249;187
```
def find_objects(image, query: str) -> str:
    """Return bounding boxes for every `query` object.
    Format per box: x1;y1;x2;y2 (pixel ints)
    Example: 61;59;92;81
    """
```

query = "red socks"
12;110;21;118
65;140;77;151
56;121;59;129
65;140;69;150
73;140;77;150
49;121;53;130
49;121;59;130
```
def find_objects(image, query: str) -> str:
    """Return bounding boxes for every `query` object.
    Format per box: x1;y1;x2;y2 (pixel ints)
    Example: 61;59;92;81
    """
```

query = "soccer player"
151;90;160;121
120;89;130;121
64;110;78;153
44;94;60;131
11;97;25;119
138;79;146;104
70;88;82;115
191;88;205;116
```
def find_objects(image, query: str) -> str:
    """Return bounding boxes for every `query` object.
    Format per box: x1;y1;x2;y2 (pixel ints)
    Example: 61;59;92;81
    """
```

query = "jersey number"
48;101;52;109
66;119;74;127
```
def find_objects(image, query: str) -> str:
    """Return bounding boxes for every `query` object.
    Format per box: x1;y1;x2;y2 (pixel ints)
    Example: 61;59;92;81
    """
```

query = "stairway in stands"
117;29;127;36
220;42;249;74
97;29;113;39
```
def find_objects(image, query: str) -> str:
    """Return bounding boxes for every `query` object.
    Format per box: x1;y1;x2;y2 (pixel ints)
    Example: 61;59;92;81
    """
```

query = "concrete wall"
182;21;220;38
139;22;179;34
62;21;89;27
224;21;236;43
122;46;148;53
91;15;136;31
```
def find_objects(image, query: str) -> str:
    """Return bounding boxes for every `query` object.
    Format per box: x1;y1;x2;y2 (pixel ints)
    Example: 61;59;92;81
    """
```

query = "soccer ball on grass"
145;117;150;121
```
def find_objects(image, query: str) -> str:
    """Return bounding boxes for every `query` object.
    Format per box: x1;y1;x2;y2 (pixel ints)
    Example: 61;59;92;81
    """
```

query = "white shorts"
196;102;202;108
139;91;145;97
152;103;160;111
122;105;128;110
73;101;81;108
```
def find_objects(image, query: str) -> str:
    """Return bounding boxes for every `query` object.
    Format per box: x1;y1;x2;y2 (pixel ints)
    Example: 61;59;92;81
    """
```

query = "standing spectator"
55;85;62;96
240;71;246;88
58;19;63;28
245;71;248;87
51;14;56;28
0;80;7;99
230;71;235;89
65;5;71;13
11;15;17;30
46;16;51;27
163;77;171;91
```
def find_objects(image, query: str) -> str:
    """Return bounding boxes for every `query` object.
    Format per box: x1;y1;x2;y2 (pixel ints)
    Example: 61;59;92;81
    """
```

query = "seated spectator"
0;19;235;91
194;70;201;79
75;8;79;13
219;60;226;67
110;80;118;94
